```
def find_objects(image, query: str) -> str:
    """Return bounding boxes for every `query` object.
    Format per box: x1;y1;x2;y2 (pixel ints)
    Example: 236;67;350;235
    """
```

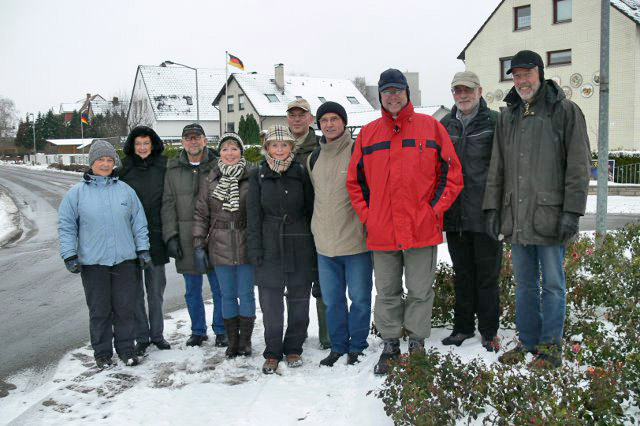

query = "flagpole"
80;112;85;164
225;51;229;135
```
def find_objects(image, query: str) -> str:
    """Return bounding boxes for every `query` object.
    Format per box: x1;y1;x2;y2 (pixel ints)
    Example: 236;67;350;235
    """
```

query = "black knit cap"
123;126;164;156
507;50;545;82
316;101;348;128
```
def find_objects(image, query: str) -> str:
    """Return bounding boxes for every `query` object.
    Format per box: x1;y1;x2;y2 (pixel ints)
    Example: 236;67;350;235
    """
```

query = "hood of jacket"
123;126;164;156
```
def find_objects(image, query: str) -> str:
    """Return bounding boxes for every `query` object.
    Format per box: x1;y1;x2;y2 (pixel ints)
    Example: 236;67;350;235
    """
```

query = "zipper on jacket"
419;142;423;152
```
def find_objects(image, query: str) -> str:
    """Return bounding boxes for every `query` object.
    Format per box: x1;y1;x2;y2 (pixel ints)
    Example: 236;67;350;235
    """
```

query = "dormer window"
318;97;326;103
347;96;359;104
184;96;193;105
265;94;278;102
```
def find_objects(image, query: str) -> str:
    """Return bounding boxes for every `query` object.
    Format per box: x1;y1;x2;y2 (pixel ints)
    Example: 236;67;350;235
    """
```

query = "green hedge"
378;224;640;425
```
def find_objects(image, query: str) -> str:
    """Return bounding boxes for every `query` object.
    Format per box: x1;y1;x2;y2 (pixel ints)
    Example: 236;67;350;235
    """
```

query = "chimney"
86;93;91;100
112;97;119;106
274;63;284;92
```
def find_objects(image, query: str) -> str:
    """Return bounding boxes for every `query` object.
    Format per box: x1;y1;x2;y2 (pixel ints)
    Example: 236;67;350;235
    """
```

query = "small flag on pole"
228;53;244;70
81;111;90;125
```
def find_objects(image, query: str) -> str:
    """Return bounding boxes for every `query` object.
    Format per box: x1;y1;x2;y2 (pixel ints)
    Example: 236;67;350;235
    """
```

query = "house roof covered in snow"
458;0;640;60
134;65;227;121
213;73;374;117
46;139;96;149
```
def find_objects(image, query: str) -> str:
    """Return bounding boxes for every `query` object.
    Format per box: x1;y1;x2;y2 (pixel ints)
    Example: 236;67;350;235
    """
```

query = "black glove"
249;256;263;267
557;212;580;243
64;256;81;274
311;281;322;299
166;237;183;260
193;247;209;274
137;250;153;270
485;209;500;241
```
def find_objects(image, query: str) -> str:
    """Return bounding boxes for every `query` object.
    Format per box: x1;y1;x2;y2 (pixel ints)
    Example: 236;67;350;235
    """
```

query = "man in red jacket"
347;68;463;375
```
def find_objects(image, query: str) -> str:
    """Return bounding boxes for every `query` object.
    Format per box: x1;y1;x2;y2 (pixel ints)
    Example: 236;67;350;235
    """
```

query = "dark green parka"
482;80;591;245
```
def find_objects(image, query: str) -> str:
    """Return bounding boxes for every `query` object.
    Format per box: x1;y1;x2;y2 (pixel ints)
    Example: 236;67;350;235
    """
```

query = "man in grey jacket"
482;50;591;368
161;123;226;347
307;101;372;367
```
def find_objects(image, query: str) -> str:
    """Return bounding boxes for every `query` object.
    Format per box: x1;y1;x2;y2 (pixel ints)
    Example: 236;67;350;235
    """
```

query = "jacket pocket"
533;190;563;237
500;192;514;237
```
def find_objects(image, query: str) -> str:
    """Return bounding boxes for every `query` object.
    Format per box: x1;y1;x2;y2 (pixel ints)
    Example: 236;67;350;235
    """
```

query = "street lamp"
160;60;200;123
28;113;36;164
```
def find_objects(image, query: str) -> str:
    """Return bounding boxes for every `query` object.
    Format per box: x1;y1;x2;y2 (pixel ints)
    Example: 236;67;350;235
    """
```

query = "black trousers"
258;284;311;360
446;231;502;338
81;260;138;359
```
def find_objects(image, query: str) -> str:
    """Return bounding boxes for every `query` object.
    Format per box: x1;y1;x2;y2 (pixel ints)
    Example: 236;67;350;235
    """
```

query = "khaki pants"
373;246;437;340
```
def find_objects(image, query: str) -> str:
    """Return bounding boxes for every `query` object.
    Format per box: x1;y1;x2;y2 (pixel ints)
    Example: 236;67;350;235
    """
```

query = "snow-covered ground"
0;190;20;246
0;245;517;426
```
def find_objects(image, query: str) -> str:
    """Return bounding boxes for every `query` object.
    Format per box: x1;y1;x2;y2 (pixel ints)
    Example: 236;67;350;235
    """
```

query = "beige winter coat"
308;131;367;257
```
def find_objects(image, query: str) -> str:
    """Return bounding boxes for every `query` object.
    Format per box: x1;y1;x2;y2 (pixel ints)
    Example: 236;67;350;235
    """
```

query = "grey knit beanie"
88;140;120;167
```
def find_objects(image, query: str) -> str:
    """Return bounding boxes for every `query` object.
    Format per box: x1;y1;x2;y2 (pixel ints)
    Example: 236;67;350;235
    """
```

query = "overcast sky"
0;0;499;119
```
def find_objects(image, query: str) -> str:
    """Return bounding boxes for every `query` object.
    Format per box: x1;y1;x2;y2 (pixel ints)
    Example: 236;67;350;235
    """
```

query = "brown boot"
223;317;240;358
237;316;255;356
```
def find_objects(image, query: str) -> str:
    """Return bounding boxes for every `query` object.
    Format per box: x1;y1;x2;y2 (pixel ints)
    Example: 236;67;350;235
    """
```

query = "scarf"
265;152;294;173
212;158;246;212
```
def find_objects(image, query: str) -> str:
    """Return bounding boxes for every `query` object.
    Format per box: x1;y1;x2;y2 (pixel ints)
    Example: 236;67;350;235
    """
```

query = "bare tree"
127;98;154;131
352;76;368;98
0;96;18;137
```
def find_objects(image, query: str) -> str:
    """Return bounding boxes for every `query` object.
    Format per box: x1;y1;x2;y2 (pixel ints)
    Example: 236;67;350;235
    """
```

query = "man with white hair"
483;50;591;368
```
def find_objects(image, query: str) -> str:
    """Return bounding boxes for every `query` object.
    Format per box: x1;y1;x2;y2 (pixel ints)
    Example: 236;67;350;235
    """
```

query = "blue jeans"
183;271;225;336
214;264;256;319
318;252;373;353
511;244;566;349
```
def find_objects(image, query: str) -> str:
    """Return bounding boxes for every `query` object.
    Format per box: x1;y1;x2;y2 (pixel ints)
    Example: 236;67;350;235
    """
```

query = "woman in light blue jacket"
58;140;151;369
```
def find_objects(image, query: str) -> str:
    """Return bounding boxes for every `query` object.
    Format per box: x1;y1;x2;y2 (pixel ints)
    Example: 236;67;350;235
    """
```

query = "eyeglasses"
451;87;476;95
183;135;203;142
319;116;342;125
380;88;405;96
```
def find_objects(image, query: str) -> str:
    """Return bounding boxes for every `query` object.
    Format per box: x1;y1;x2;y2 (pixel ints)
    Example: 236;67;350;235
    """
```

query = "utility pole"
595;0;610;248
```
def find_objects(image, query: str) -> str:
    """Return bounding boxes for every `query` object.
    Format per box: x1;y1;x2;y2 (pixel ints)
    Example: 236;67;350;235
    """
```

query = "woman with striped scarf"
193;133;256;358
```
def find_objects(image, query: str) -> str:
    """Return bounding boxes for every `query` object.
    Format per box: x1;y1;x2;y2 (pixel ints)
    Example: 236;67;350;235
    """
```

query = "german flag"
228;53;244;70
81;111;90;125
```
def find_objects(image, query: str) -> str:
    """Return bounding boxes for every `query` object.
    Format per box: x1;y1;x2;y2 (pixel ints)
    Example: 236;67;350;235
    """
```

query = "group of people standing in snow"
58;49;591;375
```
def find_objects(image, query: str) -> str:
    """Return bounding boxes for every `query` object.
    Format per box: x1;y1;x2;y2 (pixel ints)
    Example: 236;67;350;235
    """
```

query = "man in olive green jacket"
307;101;372;367
287;98;331;349
482;50;591;368
161;123;226;348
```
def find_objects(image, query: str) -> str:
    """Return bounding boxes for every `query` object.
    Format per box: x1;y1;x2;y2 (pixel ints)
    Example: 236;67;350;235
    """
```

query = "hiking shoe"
374;338;400;375
214;333;229;348
134;341;150;356
320;351;344;367
481;335;501;353
498;343;535;365
529;345;562;369
262;358;279;374
152;338;171;350
95;356;114;370
186;334;208;347
441;331;474;346
286;354;303;368
347;352;365;365
408;338;425;354
118;354;139;367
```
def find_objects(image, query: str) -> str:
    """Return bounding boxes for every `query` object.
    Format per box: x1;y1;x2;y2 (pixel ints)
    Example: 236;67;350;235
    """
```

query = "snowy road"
0;165;189;382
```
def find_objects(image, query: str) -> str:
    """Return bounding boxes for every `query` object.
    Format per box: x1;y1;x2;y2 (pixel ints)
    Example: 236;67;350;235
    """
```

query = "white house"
127;65;227;141
458;0;640;151
212;64;374;135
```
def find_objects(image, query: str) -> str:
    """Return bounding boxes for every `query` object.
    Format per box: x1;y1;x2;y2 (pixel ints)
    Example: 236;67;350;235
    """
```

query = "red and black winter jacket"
347;102;463;251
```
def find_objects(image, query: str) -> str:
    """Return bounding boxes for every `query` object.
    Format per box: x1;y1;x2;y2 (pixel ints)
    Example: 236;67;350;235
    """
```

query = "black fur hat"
123;126;164;156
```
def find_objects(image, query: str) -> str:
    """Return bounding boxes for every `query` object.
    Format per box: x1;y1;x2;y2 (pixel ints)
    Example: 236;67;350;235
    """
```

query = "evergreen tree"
243;113;260;145
238;115;248;142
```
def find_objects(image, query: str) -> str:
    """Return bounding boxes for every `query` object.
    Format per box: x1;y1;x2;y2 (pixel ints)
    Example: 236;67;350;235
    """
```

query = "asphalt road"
0;164;638;382
0;165;189;382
